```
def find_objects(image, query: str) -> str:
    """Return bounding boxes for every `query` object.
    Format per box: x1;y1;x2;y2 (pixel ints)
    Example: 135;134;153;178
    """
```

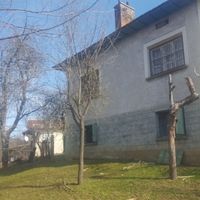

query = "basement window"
157;108;186;139
85;124;98;145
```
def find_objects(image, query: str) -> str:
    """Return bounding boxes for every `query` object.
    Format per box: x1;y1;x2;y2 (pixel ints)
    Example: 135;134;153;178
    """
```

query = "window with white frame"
149;35;185;76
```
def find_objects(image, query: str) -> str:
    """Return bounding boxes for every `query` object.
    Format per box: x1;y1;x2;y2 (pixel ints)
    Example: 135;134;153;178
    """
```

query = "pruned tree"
168;74;199;180
0;37;43;168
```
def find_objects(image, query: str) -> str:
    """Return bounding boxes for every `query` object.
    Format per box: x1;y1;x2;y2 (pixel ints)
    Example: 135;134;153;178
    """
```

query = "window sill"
146;65;187;81
157;135;188;142
85;142;97;146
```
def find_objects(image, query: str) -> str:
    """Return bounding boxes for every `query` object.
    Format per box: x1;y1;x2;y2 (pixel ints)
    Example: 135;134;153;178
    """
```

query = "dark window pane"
85;125;94;144
158;111;169;137
176;108;186;135
157;108;186;138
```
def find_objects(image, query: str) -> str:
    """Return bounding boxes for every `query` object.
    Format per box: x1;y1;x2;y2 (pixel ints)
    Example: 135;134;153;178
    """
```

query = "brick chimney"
114;1;135;29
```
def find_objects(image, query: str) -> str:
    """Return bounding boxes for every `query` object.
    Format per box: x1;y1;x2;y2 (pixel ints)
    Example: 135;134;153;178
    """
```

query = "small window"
157;110;169;137
155;18;169;29
150;35;185;77
85;124;98;145
157;108;186;138
81;68;100;100
176;108;186;136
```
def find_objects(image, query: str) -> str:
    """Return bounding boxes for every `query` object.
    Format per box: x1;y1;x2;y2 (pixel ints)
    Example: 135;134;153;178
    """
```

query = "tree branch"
0;0;100;41
177;77;199;107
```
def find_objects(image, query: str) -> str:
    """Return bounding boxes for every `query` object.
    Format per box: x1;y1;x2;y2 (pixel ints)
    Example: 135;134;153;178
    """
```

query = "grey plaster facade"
64;0;200;165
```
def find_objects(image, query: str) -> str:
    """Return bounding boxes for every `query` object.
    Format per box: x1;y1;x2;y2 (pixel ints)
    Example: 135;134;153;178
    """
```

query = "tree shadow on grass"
0;157;159;177
90;175;168;181
0;155;78;177
0;182;78;190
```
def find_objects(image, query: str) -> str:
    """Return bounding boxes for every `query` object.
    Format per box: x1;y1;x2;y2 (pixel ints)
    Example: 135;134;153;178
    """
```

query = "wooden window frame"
149;35;185;77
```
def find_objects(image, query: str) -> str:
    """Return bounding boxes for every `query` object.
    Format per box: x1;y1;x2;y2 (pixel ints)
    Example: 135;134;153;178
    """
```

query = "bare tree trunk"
2;135;9;168
168;108;177;180
0;133;2;168
50;135;54;159
168;74;177;180
78;118;85;185
28;147;36;162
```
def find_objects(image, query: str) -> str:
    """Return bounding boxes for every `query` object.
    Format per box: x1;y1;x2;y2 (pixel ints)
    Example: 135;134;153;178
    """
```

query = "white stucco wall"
35;132;63;157
53;132;64;155
88;1;200;120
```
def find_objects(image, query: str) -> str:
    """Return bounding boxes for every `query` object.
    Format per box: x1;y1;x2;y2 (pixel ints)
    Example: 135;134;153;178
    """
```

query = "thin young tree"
0;37;43;168
63;47;104;185
168;74;199;180
54;19;114;184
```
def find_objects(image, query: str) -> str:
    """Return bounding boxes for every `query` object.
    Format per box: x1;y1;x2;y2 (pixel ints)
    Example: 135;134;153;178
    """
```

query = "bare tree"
0;37;43;168
168;74;199;180
0;0;100;41
55;29;115;184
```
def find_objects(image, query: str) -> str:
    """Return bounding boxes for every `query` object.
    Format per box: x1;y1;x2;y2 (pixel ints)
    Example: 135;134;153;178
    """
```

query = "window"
155;18;169;29
157;110;169;137
157;108;186;138
85;124;98;145
81;68;100;100
150;35;185;76
144;27;189;79
176;108;186;136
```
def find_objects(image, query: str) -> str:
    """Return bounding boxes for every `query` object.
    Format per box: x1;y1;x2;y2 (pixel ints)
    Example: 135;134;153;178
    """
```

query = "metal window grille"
150;35;185;76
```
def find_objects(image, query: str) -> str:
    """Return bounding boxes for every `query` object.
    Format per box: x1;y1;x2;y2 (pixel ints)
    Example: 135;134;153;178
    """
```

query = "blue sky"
0;0;166;135
0;0;167;67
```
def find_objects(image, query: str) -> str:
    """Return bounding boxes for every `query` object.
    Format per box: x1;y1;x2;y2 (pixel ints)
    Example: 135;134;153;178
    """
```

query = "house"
25;120;64;157
59;0;200;165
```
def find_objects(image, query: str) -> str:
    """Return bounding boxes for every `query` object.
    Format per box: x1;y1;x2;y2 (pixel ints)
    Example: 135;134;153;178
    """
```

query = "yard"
0;157;200;200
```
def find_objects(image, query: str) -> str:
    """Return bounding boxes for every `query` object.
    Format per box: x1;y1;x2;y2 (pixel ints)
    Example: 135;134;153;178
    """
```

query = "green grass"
0;157;200;200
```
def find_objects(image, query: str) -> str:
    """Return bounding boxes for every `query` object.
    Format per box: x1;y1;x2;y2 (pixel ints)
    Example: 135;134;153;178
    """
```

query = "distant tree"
0;37;43;168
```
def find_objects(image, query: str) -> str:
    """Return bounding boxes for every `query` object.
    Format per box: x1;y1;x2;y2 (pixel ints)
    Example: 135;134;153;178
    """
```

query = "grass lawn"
0;156;200;200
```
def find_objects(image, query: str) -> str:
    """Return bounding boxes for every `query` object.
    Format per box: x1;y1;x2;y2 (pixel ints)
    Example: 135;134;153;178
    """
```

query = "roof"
111;0;194;42
55;0;195;70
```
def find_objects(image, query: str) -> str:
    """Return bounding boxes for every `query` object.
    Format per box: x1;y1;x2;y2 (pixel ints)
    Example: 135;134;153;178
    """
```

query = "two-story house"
60;0;200;165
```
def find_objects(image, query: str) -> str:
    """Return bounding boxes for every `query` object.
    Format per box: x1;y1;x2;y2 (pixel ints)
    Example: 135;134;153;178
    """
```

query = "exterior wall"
35;132;64;157
53;132;64;155
64;1;200;165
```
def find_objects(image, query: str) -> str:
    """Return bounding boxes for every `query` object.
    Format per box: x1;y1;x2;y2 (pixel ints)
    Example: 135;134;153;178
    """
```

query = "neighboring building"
26;120;64;157
59;0;200;165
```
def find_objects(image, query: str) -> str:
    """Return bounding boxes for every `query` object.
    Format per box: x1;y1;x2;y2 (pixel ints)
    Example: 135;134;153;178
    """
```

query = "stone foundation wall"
64;102;200;166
